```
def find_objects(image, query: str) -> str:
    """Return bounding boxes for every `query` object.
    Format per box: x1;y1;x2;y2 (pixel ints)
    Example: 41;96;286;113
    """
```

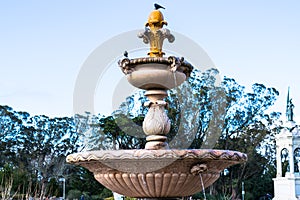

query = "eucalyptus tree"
0;105;82;198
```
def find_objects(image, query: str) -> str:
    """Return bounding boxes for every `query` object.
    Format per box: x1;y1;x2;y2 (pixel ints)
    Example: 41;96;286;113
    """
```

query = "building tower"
273;88;300;200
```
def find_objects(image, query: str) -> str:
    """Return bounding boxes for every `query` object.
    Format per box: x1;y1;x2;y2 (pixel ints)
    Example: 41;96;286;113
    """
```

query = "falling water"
199;174;207;200
172;71;182;114
172;71;178;89
172;71;181;101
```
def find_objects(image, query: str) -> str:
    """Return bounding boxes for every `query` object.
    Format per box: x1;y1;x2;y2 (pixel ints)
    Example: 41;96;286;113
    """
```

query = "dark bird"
154;3;165;10
124;50;128;58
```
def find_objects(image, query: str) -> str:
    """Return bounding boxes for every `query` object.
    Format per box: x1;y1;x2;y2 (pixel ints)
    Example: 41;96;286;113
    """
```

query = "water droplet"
199;174;207;200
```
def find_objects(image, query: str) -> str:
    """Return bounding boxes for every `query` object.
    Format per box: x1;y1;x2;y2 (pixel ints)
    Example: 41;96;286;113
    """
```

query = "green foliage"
192;192;232;200
98;188;113;199
67;189;82;199
77;113;146;151
0;164;15;200
66;166;105;197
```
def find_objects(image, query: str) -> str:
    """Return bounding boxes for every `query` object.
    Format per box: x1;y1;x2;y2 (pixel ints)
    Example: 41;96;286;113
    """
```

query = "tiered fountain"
67;5;247;199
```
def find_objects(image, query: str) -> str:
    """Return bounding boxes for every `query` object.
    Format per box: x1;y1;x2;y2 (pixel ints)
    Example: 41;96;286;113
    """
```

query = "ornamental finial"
138;4;175;57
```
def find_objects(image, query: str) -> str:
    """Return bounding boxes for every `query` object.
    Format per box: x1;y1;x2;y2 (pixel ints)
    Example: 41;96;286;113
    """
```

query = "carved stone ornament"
138;28;175;57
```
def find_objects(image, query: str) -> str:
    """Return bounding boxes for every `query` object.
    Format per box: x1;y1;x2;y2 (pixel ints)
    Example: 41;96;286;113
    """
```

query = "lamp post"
59;178;65;200
242;181;245;200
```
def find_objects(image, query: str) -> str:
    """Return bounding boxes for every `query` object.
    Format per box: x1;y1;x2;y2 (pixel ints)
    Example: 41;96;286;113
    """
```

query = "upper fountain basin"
119;56;193;90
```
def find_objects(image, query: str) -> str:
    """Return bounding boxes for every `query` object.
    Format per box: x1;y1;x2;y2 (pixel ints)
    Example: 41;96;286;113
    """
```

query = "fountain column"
143;89;170;150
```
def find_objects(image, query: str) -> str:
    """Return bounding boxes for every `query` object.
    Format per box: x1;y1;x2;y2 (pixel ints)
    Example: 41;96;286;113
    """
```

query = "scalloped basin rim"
66;149;247;163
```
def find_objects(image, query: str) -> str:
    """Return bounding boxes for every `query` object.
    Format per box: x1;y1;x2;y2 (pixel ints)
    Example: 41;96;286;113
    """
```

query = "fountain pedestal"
143;90;170;150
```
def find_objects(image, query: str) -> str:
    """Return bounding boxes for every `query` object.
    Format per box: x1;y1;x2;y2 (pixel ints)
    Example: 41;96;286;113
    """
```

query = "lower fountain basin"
66;149;247;198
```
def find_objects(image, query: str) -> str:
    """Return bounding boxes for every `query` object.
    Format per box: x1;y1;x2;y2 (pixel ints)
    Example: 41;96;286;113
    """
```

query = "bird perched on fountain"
145;3;168;28
123;50;128;58
154;3;165;10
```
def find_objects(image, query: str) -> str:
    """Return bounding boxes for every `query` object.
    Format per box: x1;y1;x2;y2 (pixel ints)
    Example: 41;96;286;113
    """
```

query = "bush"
67;189;82;200
99;188;113;199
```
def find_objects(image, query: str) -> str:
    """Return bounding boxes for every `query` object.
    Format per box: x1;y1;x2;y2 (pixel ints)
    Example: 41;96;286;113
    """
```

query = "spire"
286;86;290;118
286;87;294;121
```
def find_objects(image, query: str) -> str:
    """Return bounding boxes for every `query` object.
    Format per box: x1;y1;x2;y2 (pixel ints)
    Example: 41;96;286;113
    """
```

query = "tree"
0;106;30;167
0;105;82;198
65;165;109;199
210;79;279;199
24;115;80;197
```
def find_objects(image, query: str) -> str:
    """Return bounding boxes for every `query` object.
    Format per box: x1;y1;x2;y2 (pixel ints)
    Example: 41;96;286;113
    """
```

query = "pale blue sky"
0;1;300;120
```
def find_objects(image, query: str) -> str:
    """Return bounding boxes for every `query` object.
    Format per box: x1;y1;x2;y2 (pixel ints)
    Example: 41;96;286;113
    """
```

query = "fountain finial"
138;4;175;57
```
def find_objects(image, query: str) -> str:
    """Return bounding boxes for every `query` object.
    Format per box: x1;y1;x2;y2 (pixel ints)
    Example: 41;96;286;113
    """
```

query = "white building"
273;90;300;200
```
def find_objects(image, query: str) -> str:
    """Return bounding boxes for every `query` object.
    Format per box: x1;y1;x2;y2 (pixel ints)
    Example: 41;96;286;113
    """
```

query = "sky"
0;1;300;120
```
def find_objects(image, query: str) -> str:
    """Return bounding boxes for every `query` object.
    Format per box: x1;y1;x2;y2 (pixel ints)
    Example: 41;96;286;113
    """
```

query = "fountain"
67;5;247;199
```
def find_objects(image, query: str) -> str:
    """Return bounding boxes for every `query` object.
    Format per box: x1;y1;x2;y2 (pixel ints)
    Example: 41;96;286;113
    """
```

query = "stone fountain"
67;6;247;199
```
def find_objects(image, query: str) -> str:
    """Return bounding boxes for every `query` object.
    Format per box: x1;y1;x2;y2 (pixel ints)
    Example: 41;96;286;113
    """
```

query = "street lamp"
242;181;245;200
223;168;229;176
59;178;66;200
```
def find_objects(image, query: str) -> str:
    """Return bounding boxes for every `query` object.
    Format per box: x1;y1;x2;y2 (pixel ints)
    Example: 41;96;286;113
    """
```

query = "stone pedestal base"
273;176;300;200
